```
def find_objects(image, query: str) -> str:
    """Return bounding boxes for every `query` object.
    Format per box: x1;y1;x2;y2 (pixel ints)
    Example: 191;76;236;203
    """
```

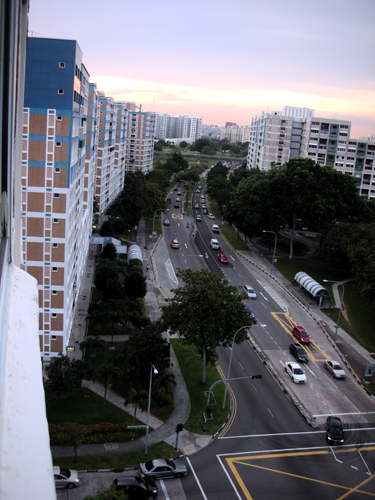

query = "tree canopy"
160;268;253;383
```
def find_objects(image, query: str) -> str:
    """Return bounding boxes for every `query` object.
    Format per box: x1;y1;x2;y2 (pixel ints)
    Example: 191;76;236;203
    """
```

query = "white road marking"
218;431;375;440
358;450;372;475
217;442;375;453
259;292;268;301
217;456;243;500
159;480;170;500
205;253;209;259
186;457;208;500
344;395;360;412
256;279;289;314
185;243;188;248
230;255;235;261
238;362;244;370
351;465;358;470
166;258;178;285
268;408;275;418
251;383;258;392
305;364;317;378
325;374;338;389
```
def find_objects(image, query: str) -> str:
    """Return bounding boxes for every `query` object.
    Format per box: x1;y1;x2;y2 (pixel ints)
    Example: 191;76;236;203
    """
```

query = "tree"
82;484;128;500
101;242;117;261
125;270;147;299
154;371;176;399
124;387;149;423
94;363;122;405
45;354;87;395
179;141;188;148
160;268;252;383
79;336;106;366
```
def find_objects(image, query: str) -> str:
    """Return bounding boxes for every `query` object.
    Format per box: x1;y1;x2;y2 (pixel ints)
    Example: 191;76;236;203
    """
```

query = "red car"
292;325;310;344
218;253;229;264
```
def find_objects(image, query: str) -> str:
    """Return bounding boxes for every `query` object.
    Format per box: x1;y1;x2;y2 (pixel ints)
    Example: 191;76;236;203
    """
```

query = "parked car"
212;224;220;233
163;219;170;226
325;416;344;444
171;239;180;248
242;284;256;299
285;362;307;384
196;215;202;222
139;458;187;480
174;203;179;208
218;253;229;264
292;325;310;344
207;213;215;219
210;238;220;249
54;466;80;489
324;360;346;379
113;477;158;499
289;343;309;363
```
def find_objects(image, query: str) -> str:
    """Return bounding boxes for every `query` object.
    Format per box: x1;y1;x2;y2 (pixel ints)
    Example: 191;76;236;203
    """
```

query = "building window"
57;115;63;121
52;313;57;319
56;142;62;147
52;291;57;295
53;193;60;199
52;267;57;272
58;89;64;95
55;167;60;173
52;243;58;248
51;335;57;340
53;219;58;224
59;62;65;68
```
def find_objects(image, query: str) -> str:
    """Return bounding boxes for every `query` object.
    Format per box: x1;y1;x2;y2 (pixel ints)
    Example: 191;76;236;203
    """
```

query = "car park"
242;284;256;299
289;343;309;363
325;416;344;444
207;213;215;219
54;466;80;489
289;344;310;363
324;359;346;379
196;215;202;222
285;362;307;384
171;239;179;248
218;253;229;264
194;204;199;209
292;325;310;344
163;219;170;226
174;203;179;208
210;238;220;249
113;477;158;499
212;224;220;233
139;458;187;480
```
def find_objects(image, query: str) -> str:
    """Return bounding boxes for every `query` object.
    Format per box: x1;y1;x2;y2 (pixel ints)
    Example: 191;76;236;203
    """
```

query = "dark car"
325;416;344;445
113;477;158;499
174;203;179;208
177;191;182;195
163;219;170;226
289;343;309;363
203;209;208;214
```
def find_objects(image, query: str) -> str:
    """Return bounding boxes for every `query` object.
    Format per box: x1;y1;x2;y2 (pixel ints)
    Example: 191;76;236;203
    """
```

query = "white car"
243;284;256;299
324;360;346;379
54;466;80;489
285;362;307;384
210;238;220;249
212;224;220;233
207;213;215;219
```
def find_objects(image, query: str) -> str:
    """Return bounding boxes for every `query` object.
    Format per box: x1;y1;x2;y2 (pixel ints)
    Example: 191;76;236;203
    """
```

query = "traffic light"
175;422;184;433
251;375;263;380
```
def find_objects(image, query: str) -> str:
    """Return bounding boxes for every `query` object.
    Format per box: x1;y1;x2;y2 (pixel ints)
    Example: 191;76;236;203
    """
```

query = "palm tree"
79;336;105;366
94;363;122;405
124;387;148;424
154;371;176;397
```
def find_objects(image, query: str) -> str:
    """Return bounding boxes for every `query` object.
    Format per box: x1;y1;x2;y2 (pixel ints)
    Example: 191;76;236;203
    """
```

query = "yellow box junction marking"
271;312;329;361
171;213;183;219
225;447;375;500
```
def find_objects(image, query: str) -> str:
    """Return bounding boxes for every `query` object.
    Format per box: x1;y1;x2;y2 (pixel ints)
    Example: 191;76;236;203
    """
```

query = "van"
210;238;219;249
212;224;220;233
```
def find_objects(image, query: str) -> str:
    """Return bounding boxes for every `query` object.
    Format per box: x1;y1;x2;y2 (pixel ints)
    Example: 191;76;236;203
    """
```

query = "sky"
28;0;375;138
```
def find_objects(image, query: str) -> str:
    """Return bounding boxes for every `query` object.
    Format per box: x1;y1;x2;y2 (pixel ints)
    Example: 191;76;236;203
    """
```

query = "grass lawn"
219;223;250;252
53;442;176;470
171;339;230;435
45;387;135;425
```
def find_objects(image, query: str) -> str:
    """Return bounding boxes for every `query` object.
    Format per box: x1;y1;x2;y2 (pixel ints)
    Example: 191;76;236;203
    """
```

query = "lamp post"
152;208;168;239
263;230;277;275
145;365;158;456
323;279;344;343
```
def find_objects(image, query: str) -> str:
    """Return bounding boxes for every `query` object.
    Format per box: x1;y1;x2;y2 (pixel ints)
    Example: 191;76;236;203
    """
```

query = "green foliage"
45;355;87;395
124;387;149;423
161;268;252;383
192;138;219;153
179;141;188;148
83;484;128;500
125;269;147;299
101;242;117;261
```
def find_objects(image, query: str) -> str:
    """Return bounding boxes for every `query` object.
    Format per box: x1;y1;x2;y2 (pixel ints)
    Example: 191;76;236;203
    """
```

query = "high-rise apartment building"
247;106;375;198
154;112;202;142
219;124;250;143
0;3;56;498
122;102;155;173
23;38;95;359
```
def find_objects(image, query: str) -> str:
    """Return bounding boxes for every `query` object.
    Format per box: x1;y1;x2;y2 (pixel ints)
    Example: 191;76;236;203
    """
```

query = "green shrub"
49;421;144;445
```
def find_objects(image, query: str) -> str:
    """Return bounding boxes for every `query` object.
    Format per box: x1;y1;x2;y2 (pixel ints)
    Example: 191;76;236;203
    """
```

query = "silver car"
53;466;80;489
139;458;187;480
324;360;346;379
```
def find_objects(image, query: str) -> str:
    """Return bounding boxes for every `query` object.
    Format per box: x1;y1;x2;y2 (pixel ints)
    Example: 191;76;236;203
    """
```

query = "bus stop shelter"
293;271;329;306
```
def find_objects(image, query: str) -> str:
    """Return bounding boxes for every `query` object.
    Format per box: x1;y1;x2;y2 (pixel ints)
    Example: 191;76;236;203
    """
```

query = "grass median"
171;338;230;435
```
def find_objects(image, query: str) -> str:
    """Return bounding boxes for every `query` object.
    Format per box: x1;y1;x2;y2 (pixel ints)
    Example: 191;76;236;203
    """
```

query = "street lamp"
323;279;344;343
263;230;277;275
145;365;158;456
152;208;168;239
222;323;266;409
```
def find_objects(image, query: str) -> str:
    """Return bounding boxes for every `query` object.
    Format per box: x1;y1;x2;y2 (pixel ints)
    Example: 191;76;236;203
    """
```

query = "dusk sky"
29;0;375;138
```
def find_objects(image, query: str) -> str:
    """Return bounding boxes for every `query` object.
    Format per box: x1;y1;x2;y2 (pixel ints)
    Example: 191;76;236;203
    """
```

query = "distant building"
154;113;202;142
247;106;375;199
219;124;250;143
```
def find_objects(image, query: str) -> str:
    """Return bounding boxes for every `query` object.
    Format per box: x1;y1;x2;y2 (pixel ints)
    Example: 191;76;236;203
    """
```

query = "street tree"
45;354;87;395
179;141;188;148
124;387;149;423
94;363;122;405
101;242;117;261
160;268;252;383
79;336;106;366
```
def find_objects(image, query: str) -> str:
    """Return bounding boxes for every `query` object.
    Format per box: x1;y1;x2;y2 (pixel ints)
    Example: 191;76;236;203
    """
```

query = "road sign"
365;364;374;377
127;425;147;429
